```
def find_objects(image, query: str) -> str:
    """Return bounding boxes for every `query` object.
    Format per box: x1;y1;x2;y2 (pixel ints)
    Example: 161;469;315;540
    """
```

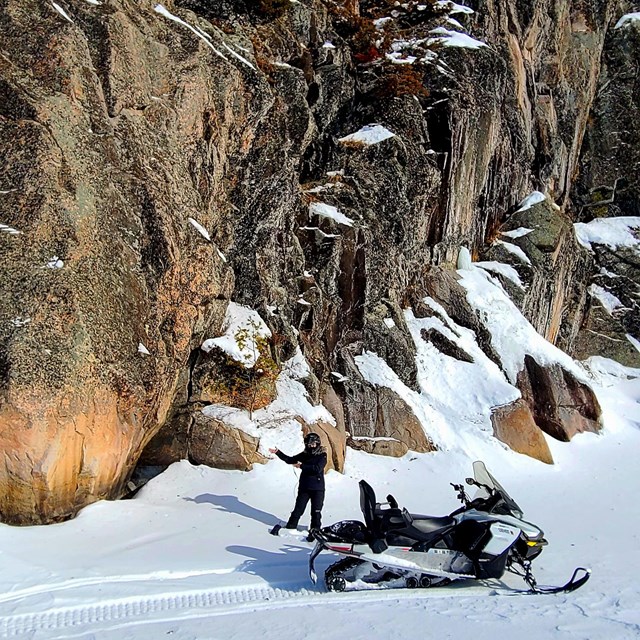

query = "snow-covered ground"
0;355;639;639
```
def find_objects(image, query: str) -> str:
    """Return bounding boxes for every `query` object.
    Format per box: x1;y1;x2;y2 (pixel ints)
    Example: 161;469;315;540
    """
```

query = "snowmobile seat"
359;480;383;532
359;480;395;551
407;514;456;534
386;513;457;546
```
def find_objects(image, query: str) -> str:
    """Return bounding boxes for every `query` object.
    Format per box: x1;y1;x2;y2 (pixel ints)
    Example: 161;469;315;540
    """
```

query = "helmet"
304;433;321;448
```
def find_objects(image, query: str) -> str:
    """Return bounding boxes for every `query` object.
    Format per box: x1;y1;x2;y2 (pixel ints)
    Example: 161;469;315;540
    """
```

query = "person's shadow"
227;544;325;590
185;494;330;590
184;493;279;526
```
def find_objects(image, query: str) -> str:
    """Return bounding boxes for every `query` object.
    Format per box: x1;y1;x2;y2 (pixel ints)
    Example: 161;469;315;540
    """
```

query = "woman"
269;432;327;540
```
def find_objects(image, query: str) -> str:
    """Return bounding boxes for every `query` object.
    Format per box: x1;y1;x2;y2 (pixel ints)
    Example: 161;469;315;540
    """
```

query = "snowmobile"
309;461;590;594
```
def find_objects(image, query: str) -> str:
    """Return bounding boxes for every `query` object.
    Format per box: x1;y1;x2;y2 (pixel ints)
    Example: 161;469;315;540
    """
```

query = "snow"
574;216;640;251
309;202;354;227
188;217;211;241
137;342;151;356
304;183;340;194
0;223;21;235
201;301;271;368
10;316;31;327
202;347;334;453
457;266;583;384
299;226;339;239
494;239;532;265
154;4;229;64
457;245;472;269
51;1;73;23
338;125;396;145
44;256;64;269
354;298;521;457
386;51;417;65
515;190;546;212
429;27;487;49
374;17;393;30
615;12;640;29
627;333;640;355
221;42;256;70
501;227;533;239
476;261;524;288
589;284;623;314
436;0;475;14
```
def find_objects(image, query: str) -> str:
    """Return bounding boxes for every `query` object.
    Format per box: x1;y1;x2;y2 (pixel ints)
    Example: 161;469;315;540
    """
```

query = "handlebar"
450;482;469;505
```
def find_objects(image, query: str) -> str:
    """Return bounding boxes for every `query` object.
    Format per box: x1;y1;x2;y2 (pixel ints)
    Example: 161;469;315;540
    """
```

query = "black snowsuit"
276;448;327;530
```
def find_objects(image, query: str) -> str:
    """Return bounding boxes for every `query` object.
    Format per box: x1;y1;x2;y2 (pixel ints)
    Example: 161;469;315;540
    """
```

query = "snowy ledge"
428;27;486;49
338;125;395;146
515;191;546;213
574;217;640;251
615;13;640;29
201;302;271;368
309;202;354;227
589;284;623;315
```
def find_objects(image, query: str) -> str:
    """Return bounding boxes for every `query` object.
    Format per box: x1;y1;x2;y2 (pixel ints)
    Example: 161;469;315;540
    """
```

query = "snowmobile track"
0;584;319;636
0;579;499;636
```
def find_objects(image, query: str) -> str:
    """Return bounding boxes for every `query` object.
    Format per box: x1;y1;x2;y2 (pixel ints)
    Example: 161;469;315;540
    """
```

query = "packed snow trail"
0;576;538;638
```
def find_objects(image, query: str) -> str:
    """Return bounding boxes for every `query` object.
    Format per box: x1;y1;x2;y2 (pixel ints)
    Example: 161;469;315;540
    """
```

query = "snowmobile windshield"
472;461;524;518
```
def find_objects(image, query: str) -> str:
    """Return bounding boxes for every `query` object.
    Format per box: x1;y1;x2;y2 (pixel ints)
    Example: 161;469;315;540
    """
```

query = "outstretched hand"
268;447;278;454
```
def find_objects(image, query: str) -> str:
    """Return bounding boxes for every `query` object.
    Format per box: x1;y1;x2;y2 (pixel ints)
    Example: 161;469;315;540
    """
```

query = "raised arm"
269;447;302;465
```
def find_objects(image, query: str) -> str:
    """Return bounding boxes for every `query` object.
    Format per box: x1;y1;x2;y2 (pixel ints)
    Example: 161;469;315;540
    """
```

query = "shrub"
374;65;429;98
255;0;289;19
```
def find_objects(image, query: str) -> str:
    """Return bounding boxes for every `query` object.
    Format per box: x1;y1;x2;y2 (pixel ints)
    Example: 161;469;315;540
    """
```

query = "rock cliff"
0;0;638;524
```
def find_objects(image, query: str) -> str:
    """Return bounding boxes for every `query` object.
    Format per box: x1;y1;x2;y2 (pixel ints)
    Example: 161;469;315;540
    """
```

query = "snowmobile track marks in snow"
0;580;500;636
0;585;315;636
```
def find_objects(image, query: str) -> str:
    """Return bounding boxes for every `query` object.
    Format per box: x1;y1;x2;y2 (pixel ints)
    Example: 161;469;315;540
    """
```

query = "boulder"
347;437;409;458
339;347;436;455
491;399;553;464
516;356;602;442
140;411;266;471
189;414;267;471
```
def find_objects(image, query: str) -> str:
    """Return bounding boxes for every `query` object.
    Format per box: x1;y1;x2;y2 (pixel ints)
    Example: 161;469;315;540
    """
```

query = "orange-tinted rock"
491;399;553;464
299;419;346;473
0;385;145;524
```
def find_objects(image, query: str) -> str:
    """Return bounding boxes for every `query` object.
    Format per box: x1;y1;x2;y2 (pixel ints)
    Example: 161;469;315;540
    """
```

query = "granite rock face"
571;12;640;367
0;0;636;523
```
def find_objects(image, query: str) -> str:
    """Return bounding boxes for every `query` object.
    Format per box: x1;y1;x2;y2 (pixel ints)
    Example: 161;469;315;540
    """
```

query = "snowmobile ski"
527;567;591;595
